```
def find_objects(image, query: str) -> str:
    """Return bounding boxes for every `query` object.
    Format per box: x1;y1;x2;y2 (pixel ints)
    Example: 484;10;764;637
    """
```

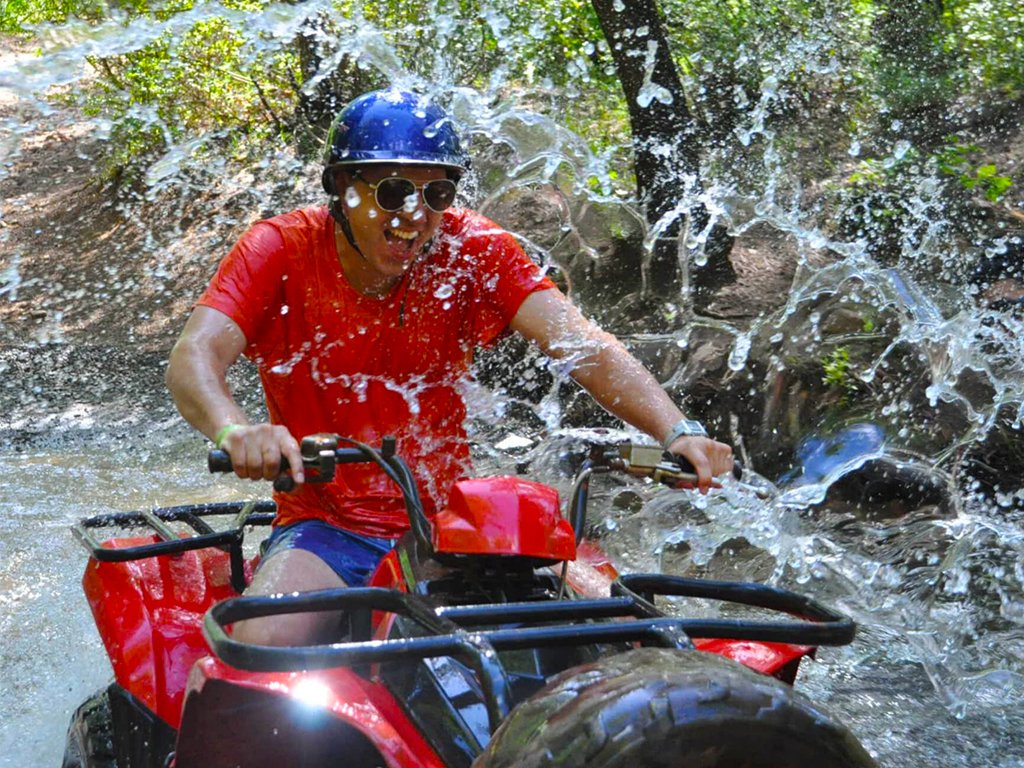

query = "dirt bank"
8;77;1021;454
0;71;813;451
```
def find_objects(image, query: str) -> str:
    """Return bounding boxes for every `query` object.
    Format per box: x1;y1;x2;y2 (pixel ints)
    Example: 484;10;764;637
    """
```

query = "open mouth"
386;227;419;242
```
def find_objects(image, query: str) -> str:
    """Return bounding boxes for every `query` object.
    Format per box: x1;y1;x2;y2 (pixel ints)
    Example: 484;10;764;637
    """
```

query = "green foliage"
6;0;1021;213
822;346;858;402
832;148;924;261
945;0;1024;93
936;137;1014;203
1;0;90;32
663;0;875;125
77;9;300;181
0;0;102;33
831;132;1013;267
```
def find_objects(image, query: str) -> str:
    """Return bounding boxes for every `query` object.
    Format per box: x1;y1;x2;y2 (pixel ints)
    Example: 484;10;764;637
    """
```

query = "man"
166;89;733;645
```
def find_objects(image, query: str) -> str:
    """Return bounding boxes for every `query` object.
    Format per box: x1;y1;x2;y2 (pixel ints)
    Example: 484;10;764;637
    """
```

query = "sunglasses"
353;171;458;213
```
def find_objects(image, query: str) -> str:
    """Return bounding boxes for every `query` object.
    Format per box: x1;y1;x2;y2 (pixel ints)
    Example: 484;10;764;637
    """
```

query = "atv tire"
63;688;117;768
473;647;876;768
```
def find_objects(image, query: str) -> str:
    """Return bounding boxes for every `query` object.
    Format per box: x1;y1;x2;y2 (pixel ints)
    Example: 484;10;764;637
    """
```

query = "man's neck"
333;223;400;298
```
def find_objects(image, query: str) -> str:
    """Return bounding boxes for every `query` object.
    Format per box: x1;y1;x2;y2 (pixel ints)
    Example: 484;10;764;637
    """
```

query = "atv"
64;434;877;768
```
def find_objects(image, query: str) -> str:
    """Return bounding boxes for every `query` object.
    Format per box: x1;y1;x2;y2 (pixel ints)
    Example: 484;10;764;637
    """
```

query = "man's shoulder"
237;206;328;260
256;205;330;236
440;208;516;253
442;207;505;236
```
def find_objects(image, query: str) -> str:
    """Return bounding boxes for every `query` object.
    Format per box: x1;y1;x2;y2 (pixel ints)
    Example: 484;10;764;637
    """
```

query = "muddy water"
0;435;1021;767
0;437;256;767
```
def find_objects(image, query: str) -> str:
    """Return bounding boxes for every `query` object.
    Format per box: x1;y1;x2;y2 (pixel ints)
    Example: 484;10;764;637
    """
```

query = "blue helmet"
321;90;469;194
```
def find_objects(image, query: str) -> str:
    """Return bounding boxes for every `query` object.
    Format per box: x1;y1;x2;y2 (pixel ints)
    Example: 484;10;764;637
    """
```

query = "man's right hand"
218;424;305;484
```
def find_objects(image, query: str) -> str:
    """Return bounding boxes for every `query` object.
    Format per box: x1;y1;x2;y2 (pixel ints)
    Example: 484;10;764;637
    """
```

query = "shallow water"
2;2;1024;764
0;434;1020;766
0;438;255;767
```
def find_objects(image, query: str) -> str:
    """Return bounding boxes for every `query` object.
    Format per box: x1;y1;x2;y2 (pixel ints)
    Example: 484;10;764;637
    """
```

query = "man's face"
338;164;450;281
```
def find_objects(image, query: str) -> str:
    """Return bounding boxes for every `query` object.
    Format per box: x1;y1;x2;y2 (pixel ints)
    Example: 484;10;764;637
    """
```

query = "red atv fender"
82;535;245;728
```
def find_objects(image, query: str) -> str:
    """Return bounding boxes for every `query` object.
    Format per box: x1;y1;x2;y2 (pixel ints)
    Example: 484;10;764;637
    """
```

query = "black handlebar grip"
670;453;696;473
208;449;233;473
207;450;292;472
669;453;744;480
207;449;295;492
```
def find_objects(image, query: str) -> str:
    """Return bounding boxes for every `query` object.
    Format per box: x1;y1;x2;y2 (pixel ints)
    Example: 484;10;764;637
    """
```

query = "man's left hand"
666;436;734;495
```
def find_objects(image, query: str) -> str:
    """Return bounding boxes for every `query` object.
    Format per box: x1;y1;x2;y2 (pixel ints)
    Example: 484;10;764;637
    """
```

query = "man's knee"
232;610;341;646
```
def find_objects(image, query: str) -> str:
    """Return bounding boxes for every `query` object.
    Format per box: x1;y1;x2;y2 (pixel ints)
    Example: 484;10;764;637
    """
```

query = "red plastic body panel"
82;535;249;729
560;539;619;596
174;658;445;768
432;476;576;561
367;548;406;591
694;638;810;676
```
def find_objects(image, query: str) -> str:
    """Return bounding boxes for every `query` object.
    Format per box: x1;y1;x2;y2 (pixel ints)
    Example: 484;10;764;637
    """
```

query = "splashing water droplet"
727;332;752;372
344;186;361;208
434;284;454;299
637;83;674;108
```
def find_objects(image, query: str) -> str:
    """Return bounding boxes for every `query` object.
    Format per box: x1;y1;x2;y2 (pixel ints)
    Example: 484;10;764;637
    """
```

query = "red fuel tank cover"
432;476;576;561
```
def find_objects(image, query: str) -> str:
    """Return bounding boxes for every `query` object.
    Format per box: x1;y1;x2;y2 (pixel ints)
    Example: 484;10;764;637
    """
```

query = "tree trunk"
591;0;735;305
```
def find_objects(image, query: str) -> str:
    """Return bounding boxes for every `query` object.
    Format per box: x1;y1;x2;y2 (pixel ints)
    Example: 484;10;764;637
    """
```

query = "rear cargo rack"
71;501;275;593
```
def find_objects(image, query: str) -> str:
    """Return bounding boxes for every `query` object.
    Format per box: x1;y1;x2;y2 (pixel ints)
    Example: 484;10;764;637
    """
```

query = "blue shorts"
260;520;396;587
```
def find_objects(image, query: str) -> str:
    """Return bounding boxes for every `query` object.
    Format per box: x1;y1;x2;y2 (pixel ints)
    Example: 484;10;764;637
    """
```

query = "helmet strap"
328;198;368;263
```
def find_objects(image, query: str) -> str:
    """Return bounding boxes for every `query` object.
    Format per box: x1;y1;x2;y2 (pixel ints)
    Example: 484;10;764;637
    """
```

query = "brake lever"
615;443;769;497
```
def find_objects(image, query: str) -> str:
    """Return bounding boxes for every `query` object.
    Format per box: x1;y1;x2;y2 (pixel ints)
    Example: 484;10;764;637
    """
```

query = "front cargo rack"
203;573;856;735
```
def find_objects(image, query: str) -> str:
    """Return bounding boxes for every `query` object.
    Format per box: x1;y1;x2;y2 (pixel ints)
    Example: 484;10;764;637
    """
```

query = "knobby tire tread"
63;688;118;768
473;647;877;768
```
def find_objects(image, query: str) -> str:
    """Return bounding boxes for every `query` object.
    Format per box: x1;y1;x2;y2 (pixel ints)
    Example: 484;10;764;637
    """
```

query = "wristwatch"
662;418;707;450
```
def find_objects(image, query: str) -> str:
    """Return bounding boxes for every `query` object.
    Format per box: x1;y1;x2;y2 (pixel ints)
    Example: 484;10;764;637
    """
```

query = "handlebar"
612;443;743;486
208;434;748;548
209;432;369;489
209;434;434;552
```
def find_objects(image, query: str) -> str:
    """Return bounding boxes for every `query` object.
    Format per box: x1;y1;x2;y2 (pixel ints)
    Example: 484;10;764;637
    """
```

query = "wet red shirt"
198;205;555;537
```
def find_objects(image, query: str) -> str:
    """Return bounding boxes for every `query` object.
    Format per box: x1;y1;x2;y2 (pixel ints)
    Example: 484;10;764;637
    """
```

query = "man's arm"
166;305;304;482
509;288;733;493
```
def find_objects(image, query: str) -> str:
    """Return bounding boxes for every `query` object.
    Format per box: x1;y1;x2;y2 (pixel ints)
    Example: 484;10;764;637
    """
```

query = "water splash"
1;3;1022;763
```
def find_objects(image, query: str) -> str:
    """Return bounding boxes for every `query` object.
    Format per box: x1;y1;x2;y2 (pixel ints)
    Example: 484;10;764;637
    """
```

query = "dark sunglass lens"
376;178;416;211
424;179;457;212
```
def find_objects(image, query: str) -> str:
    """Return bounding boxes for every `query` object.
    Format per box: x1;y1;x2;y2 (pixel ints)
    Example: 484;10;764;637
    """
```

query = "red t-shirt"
198;205;555;537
